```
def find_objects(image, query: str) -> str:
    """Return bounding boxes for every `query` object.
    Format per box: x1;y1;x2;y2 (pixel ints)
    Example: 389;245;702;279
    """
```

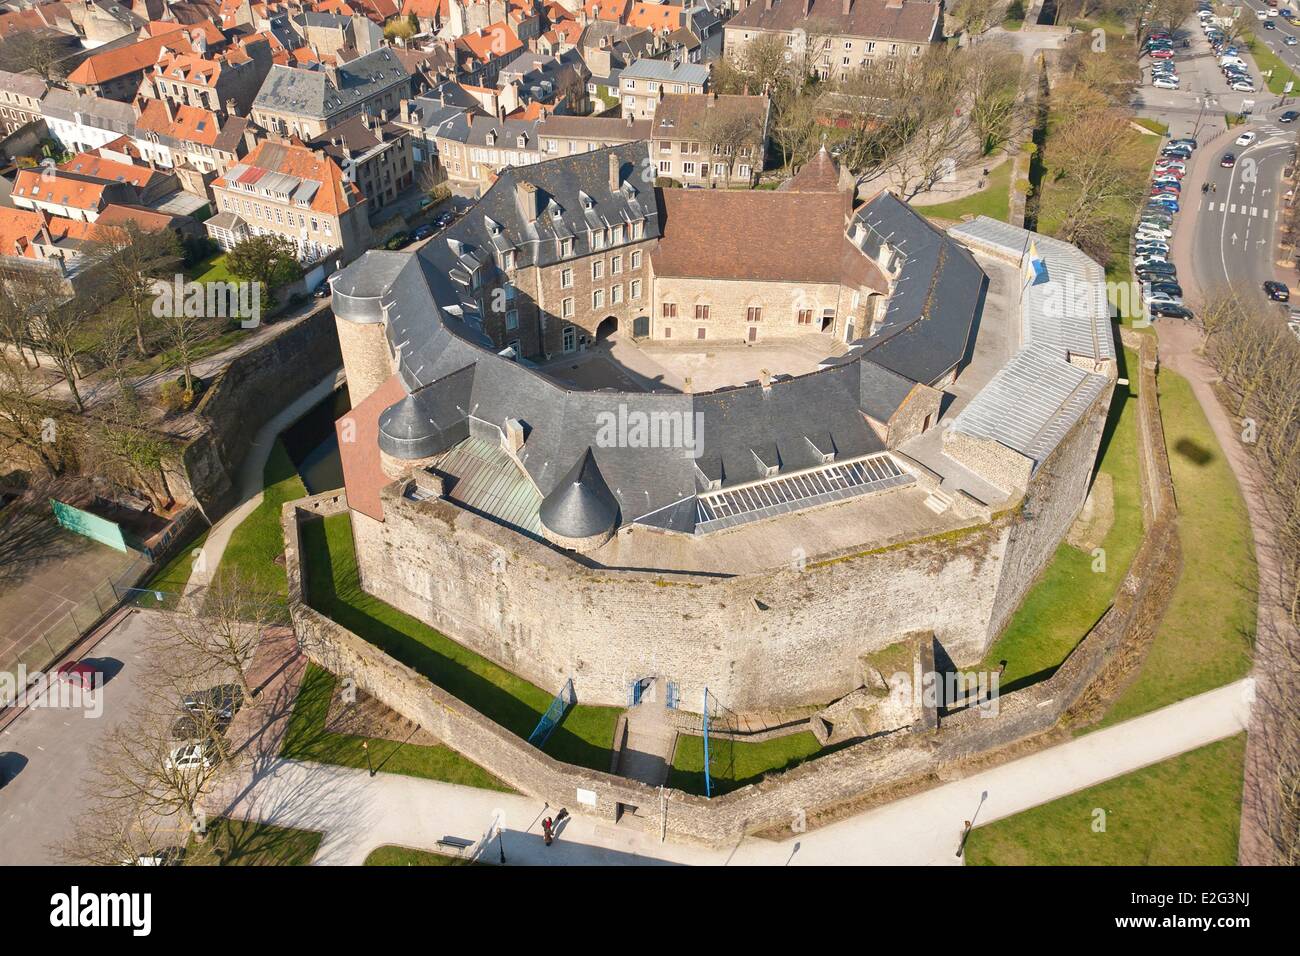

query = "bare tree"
0;346;65;477
83;385;177;512
967;41;1028;157
155;570;288;702
87;221;182;357
701;110;763;187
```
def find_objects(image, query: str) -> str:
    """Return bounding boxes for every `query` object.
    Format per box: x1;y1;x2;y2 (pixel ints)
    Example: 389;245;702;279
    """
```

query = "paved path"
181;367;344;605
209;680;1251;866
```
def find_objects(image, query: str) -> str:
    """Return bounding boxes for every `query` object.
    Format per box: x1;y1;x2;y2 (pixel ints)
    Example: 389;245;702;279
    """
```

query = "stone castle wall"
344;371;1109;712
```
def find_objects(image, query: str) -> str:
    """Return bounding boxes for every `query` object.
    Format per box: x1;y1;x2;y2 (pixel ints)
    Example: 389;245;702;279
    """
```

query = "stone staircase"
615;678;678;787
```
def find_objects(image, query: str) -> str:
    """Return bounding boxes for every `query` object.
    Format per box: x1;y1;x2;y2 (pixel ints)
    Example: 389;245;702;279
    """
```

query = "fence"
0;503;209;709
0;551;150;708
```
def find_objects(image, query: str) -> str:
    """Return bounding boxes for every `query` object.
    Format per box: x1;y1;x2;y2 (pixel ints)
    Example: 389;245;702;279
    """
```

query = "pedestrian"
1213;181;1218;192
1202;181;1209;194
553;808;570;835
543;816;553;846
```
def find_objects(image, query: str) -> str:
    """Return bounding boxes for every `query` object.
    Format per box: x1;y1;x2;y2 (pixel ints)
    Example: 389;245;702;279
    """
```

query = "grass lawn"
364;844;484;866
964;734;1245;865
1245;30;1299;95
668;730;824;797
979;348;1144;687
301;512;622;772
210;439;305;598
919;160;1014;224
1098;369;1256;726
185;251;235;285
133;526;210;610
281;662;513;790
184;817;322;865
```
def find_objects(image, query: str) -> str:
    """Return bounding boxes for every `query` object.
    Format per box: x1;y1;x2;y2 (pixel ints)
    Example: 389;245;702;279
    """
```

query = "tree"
701;110;762;186
226;234;301;305
967;41;1027;156
88;221;182;356
84;385;177;512
25;276;104;413
0;347;65;477
1044;104;1142;263
950;0;1002;35
155;300;218;399
155;570;289;703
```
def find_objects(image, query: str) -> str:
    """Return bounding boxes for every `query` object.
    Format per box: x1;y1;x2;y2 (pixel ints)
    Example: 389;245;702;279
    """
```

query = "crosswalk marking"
1230;203;1237;213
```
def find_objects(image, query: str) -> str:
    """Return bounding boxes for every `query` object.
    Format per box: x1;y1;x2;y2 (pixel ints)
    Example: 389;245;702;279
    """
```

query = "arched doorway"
596;316;618;342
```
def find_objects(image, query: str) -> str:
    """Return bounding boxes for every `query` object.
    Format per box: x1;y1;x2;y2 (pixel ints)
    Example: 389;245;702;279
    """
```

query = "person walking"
542;817;553;846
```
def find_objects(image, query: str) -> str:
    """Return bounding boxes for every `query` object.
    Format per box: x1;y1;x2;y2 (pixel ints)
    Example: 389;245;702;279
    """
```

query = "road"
0;611;167;865
1192;120;1294;301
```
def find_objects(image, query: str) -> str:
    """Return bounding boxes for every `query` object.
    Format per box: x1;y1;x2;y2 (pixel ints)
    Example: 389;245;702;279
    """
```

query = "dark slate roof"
851;191;986;383
333;147;987;536
254;49;411;119
538;448;620;540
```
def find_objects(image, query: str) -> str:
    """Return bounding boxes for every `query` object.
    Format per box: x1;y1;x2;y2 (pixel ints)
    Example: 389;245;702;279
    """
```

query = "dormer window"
500;249;516;270
580;190;594;210
559;236;573;256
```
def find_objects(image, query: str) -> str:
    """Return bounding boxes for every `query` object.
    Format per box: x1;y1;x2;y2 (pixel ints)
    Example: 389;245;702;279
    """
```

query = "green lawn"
1245;30;1299;94
1098;369;1256;726
980;348;1144;688
185;251;235;285
184;817;322;866
301;512;622;772
133;526;210;610
364;844;484;866
668;730;824;797
281;662;513;790
211;439;306;598
919;160;1014;224
964;734;1245;865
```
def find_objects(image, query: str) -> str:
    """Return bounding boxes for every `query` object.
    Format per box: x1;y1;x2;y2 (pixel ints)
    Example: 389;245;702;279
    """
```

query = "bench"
435;836;474;855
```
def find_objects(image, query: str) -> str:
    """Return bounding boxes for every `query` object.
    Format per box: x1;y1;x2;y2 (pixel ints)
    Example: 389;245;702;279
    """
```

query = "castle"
324;143;1117;711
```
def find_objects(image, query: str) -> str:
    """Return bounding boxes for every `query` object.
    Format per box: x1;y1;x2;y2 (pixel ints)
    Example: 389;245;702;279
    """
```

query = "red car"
56;660;100;690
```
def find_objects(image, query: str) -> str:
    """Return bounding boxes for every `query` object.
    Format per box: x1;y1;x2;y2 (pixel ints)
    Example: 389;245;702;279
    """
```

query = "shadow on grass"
186;817;321;866
300;514;617;773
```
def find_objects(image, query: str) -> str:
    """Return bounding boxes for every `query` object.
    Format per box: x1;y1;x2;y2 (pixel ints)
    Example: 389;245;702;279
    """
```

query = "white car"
1288;35;1299;45
1258;9;1269;19
1270;7;1280;15
1153;77;1179;89
1132;253;1169;268
1232;80;1257;92
165;741;218;772
1235;131;1258;146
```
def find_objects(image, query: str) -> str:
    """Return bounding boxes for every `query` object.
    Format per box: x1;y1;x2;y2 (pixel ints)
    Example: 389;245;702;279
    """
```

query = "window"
592;260;604;280
683;161;696;176
611;284;622;304
506;309;518;330
560;237;573;256
659;160;672;173
561;268;573;288
662;302;677;318
747;306;762;323
630;278;641;299
695;304;710;320
630;250;641;269
664;326;672;338
562;297;574;318
713;163;726;176
593;289;604;309
738;165;752;179
563;325;576;351
611;255;622;274
501;250;516;270
797;309;814;325
593;230;606;250
697;327;706;340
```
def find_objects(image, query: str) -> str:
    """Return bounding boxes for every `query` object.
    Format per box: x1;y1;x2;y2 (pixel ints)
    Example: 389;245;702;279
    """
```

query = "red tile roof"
337;373;408;521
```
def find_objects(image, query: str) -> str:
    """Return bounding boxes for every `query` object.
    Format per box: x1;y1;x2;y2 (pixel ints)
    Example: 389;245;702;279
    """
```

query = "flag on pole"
1023;240;1049;286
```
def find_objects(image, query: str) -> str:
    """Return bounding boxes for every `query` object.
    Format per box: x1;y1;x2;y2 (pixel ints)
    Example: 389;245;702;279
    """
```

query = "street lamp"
362;740;374;777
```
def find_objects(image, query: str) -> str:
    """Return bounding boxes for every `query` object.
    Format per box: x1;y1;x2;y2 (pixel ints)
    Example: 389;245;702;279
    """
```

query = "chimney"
515;179;543;221
608;151;620;192
162;96;174;122
759;369;771;393
503;418;525;453
400;98;411;123
467;111;474;127
842;0;851;12
802;0;810;14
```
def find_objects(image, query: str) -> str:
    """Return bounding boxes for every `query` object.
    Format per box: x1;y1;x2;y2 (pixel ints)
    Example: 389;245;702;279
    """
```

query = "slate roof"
253;48;411;119
726;0;942;43
620;57;709;85
332;145;987;537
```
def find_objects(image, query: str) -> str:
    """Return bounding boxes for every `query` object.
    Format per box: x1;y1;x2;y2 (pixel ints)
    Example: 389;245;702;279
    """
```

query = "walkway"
208;679;1251;866
181;367;345;606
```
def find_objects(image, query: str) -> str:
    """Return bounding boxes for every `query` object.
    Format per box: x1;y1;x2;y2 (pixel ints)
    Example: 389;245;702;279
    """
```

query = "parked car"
1149;302;1194;320
1148;281;1184;299
164;740;220;772
313;284;330;299
1231;80;1257;92
1136;262;1177;279
1287;34;1298;45
1153;77;1179;89
411;223;435;241
182;684;244;722
1220;153;1237;167
56;660;101;691
1264;280;1291;301
1265;19;1278;28
1282;111;1300;123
